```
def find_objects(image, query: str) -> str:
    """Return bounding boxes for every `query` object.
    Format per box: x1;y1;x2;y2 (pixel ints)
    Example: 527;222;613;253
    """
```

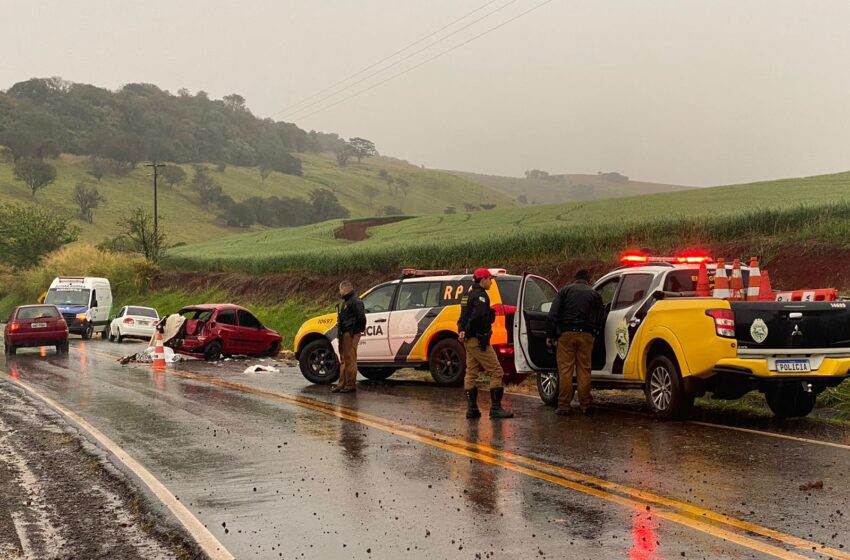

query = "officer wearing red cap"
458;268;514;419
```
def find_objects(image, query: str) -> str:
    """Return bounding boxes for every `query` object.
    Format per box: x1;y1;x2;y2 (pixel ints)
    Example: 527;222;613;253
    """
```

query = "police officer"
333;280;366;394
458;268;514;419
546;269;605;415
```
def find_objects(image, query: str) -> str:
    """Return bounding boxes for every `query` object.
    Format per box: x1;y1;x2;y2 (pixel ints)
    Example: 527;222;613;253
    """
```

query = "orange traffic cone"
713;258;730;299
696;262;710;296
729;259;745;301
747;256;761;301
152;331;167;370
759;269;773;301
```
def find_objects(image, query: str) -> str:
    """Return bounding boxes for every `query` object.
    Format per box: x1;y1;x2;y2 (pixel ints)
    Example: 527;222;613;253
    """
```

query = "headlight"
76;313;87;321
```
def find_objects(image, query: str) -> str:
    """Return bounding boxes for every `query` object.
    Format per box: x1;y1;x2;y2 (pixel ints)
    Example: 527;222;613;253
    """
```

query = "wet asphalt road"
1;339;850;560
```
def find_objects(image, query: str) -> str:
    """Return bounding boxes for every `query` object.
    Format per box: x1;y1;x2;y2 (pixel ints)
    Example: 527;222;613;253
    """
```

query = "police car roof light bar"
620;252;713;266
401;268;451;278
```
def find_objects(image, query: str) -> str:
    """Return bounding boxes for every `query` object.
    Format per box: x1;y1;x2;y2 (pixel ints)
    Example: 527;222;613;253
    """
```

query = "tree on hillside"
444;206;456;215
396;177;411;199
525;169;549;180
222;202;256;227
114;208;168;263
14;158;57;197
0;203;79;268
380;205;403;216
463;203;479;212
349;137;376;163
259;163;273;184
223;93;247;112
161;165;187;190
73;182;105;223
480;203;496;210
190;165;222;205
363;185;380;208
517;195;528;204
86;156;113;182
334;142;353;166
309;189;350;221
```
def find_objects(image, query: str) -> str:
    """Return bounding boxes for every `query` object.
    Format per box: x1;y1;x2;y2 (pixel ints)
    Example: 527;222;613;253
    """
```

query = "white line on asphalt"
506;389;850;451
6;377;235;560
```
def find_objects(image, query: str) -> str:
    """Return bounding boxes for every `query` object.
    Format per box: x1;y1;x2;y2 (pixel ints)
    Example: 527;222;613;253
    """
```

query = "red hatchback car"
169;304;282;361
4;305;69;355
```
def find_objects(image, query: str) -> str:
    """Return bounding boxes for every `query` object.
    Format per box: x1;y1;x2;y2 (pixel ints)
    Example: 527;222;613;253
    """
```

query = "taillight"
123;317;135;324
492;304;517;316
58;319;67;328
10;322;20;332
493;343;514;356
706;309;736;338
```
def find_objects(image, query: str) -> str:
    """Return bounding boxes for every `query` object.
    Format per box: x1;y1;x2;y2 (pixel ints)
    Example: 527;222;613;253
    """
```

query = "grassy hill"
447;170;693;204
167;169;850;273
0;153;514;244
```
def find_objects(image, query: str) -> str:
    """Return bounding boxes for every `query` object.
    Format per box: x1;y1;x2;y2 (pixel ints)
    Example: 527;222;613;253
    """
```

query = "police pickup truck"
514;254;850;419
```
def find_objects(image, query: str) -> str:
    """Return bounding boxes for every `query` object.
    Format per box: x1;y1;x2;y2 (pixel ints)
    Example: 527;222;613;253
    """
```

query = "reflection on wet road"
2;339;849;560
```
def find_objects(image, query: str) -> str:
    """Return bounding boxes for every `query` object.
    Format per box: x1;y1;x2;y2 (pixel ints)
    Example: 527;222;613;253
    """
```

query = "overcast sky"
2;0;849;186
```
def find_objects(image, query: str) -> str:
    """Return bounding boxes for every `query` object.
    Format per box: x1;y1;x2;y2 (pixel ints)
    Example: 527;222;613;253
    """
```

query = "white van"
43;277;113;340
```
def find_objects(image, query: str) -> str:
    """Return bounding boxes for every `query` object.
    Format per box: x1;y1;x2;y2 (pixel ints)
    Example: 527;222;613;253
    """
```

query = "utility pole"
145;162;165;237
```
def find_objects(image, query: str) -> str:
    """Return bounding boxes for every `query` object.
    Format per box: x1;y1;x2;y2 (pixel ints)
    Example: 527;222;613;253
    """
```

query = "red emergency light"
620;251;712;266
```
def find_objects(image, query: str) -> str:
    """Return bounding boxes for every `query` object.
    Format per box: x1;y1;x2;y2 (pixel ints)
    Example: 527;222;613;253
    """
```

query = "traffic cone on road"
747;256;761;301
696;262;711;296
152;331;167;370
729;259;745;301
759;269;773;301
713;258;730;299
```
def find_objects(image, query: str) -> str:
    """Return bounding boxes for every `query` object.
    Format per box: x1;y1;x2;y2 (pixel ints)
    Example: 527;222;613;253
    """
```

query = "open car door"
514;273;559;374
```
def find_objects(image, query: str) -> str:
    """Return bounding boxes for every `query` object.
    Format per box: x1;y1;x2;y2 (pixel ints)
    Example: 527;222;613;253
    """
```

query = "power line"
280;0;520;120
289;0;556;122
272;0;502;116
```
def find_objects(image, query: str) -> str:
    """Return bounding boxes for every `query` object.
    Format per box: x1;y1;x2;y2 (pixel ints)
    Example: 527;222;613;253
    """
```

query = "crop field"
167;170;850;273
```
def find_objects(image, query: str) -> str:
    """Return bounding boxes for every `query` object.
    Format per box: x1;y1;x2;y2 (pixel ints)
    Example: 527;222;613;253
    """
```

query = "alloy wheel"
649;366;673;411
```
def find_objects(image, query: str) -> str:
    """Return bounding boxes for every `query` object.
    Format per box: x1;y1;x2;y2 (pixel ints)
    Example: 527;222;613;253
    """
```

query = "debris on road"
118;346;193;365
244;364;280;374
799;480;824;491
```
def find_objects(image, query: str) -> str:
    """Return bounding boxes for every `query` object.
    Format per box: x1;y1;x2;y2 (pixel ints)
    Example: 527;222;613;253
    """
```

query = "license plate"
138;321;149;326
31;322;47;328
775;359;811;373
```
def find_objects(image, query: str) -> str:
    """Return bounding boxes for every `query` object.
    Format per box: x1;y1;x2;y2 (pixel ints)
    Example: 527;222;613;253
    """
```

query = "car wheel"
100;328;108;340
765;382;816;418
537;371;559;406
204;341;223;362
429;338;465;386
263;341;281;358
645;354;694;420
359;367;395;381
117;328;124;343
108;328;116;342
56;341;69;354
81;324;93;340
299;339;339;384
4;343;15;356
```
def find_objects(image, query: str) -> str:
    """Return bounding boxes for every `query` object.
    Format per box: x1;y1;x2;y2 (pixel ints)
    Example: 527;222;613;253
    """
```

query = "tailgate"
731;301;850;350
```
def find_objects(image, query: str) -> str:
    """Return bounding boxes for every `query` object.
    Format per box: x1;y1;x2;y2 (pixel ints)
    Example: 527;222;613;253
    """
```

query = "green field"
0;153;514;244
448;170;693;204
167;170;850;273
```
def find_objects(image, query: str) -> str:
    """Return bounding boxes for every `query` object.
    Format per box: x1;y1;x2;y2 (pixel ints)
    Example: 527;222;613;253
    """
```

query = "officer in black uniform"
458;268;514;419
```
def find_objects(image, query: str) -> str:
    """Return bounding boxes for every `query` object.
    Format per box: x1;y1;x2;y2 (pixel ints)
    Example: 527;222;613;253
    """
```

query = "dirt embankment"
157;241;850;305
334;217;410;242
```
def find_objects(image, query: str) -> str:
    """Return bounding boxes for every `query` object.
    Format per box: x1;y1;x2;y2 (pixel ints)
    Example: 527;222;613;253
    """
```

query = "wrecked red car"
168;304;282;361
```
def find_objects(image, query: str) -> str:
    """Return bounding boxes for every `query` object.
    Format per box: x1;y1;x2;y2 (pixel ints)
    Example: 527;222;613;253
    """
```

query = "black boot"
489;387;514;419
466;388;481;419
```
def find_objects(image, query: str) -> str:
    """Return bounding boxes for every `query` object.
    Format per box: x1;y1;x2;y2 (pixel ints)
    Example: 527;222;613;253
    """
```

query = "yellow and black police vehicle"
293;269;522;386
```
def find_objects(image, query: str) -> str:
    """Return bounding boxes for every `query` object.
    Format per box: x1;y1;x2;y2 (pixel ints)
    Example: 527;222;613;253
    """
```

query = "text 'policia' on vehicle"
294;254;850;420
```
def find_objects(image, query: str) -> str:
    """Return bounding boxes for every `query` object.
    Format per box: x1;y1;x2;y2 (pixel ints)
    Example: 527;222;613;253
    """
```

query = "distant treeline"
0;77;349;175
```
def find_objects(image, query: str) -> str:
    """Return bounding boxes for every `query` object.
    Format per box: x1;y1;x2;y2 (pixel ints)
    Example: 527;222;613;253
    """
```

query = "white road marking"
6;377;234;560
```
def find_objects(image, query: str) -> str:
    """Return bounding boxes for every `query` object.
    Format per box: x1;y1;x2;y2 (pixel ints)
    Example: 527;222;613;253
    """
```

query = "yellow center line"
78;347;846;560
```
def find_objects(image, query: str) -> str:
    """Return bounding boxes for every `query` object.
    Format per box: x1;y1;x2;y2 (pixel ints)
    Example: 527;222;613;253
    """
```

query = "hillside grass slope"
448;170;693;204
167;169;850;273
0;153;514;244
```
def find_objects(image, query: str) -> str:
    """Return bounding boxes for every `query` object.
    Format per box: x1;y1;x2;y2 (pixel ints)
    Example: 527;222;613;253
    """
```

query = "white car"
109;306;160;342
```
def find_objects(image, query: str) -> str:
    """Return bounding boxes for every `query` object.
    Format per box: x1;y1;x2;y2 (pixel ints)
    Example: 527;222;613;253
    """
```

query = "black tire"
537;371;559;406
299;339;339;384
108;329;116;342
359;367;395;381
56;341;69;354
765;383;816;418
204;341;223;362
263;340;281;358
4;343;15;356
645;354;694;420
429;338;466;386
117;330;124;343
100;328;108;340
80;324;93;340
